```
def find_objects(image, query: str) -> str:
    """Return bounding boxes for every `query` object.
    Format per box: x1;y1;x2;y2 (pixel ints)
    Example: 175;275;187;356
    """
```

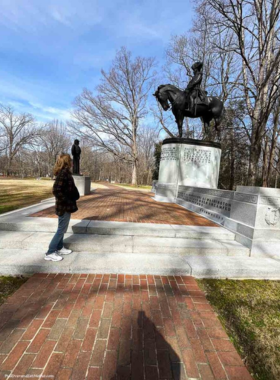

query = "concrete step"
0;250;191;276
0;219;235;240
85;222;235;240
64;235;248;256
0;231;249;256
0;250;279;278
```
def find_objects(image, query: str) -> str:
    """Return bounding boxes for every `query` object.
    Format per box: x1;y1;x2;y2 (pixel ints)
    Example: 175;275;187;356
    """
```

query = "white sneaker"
57;247;72;255
45;252;63;261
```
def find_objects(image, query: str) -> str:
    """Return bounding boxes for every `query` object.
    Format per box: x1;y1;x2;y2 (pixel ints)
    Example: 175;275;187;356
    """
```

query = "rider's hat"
191;61;203;71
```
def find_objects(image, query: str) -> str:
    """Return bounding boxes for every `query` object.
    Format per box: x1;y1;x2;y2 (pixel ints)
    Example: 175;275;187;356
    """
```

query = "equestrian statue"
153;61;224;138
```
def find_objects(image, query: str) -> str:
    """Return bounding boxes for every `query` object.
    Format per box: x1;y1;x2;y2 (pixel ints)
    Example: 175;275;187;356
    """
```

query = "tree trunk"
262;136;269;187
248;149;259;185
132;160;138;186
248;120;263;186
267;104;280;186
229;158;235;190
131;122;138;185
6;157;12;177
229;129;235;190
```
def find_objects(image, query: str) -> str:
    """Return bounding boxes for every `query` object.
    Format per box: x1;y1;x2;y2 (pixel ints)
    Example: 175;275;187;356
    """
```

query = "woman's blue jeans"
47;212;71;254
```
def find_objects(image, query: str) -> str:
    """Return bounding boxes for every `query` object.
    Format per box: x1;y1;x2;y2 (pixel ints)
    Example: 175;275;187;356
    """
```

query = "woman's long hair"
53;154;72;176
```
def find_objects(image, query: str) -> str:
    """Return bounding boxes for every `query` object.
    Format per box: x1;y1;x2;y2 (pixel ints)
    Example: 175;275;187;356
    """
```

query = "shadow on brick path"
0;274;253;380
109;311;183;380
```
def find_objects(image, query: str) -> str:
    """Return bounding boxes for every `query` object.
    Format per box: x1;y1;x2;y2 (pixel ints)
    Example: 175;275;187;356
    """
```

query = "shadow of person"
108;310;185;380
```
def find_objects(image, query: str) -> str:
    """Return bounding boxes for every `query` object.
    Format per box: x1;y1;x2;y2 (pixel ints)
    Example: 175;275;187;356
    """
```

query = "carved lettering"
177;192;231;213
178;186;233;200
160;147;179;161
199;208;225;225
183;148;211;165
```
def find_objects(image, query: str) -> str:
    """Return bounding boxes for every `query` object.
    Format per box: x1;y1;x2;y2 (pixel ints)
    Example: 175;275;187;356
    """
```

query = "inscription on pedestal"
160;147;179;161
199;208;225;225
177;192;232;213
183;148;211;166
158;141;221;189
178;186;233;199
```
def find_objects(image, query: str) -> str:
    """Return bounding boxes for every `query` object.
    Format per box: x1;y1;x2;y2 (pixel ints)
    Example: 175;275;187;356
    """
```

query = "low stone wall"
155;183;280;257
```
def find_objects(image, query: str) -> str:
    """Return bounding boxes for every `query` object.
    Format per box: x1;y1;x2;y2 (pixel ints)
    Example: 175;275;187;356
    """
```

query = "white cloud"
29;102;72;121
0;0;192;41
0;1;48;32
50;9;71;26
0;0;194;123
0;70;73;122
0;99;72;122
0;0;104;34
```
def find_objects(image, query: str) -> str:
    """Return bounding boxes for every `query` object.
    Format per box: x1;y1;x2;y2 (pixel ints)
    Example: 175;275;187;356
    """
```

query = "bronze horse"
153;84;224;138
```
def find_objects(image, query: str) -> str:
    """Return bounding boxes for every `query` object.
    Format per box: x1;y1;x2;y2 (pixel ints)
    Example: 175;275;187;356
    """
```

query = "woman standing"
45;154;80;262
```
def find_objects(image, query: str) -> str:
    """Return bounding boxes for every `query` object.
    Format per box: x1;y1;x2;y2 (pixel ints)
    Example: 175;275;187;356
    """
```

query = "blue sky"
0;0;193;122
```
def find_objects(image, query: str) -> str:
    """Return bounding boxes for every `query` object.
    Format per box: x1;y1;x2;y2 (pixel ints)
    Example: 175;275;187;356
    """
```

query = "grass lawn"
0;276;28;306
0;178;53;215
198;279;280;380
113;183;152;192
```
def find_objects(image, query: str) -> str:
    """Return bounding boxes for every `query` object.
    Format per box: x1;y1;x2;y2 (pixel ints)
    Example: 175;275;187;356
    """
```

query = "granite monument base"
73;176;91;196
155;138;221;202
173;185;280;257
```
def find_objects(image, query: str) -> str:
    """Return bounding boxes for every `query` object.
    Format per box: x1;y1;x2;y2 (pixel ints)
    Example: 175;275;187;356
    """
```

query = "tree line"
1;0;280;188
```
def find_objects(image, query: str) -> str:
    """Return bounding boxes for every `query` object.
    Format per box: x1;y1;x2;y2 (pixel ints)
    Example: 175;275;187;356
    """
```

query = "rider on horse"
185;61;207;113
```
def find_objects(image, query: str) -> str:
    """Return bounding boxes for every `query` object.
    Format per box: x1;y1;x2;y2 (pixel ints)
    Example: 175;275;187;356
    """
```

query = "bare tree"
163;3;241;141
205;0;280;185
262;97;280;186
69;47;157;185
137;126;158;185
0;104;39;175
151;102;177;138
38;120;71;176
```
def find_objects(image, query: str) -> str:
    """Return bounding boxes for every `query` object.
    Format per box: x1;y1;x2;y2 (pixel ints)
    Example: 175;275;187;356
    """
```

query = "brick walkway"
0;274;253;380
31;187;217;226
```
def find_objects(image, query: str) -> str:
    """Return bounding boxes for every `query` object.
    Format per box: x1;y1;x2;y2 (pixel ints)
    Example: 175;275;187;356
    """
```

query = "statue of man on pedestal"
185;61;205;113
71;139;81;175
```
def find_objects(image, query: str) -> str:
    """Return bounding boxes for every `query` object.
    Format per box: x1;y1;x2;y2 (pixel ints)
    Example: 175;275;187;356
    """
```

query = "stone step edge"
0;251;278;278
0;244;249;257
0;223;235;239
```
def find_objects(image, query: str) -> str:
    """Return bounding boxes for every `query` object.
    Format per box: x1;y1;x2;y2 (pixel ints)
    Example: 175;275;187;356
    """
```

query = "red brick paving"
31;186;218;226
0;274;253;379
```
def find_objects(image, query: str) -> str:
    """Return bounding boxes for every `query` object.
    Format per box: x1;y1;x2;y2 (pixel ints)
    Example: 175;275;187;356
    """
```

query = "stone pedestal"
73;176;91;196
155;138;221;202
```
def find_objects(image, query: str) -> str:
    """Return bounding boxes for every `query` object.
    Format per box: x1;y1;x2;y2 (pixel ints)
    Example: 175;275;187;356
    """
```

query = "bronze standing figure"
71;139;81;175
